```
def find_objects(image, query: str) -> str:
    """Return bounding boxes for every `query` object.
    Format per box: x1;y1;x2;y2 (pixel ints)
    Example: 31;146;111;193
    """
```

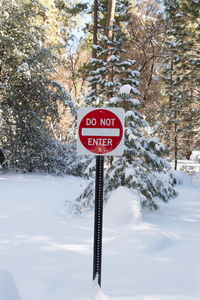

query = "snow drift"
170;170;193;186
103;186;142;228
0;269;21;300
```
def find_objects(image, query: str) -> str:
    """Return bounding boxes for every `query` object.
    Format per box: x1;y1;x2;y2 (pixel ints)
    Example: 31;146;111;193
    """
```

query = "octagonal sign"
77;108;124;156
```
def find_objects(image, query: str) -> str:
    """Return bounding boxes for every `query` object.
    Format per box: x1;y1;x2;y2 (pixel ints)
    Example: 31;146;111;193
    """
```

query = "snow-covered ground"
0;161;200;300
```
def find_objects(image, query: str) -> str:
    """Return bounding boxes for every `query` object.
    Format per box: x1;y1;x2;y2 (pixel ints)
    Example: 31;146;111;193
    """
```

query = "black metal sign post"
77;107;124;288
93;155;104;287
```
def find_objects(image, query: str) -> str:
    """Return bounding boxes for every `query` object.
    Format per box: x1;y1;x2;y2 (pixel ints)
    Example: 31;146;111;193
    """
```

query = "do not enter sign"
77;108;124;156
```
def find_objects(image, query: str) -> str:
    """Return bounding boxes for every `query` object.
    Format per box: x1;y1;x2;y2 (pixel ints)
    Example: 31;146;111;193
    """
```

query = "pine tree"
0;0;76;173
75;84;176;211
158;0;200;168
178;0;200;155
74;14;177;211
86;23;140;106
107;88;177;209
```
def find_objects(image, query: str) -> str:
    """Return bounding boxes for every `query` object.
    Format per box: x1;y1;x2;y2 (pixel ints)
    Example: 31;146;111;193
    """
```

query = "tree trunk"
92;0;98;92
104;0;116;60
174;111;178;170
92;0;98;60
105;0;116;41
167;59;174;155
104;0;116;98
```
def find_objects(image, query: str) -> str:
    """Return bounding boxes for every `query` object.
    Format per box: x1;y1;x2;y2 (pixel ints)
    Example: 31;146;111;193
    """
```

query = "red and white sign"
77;108;124;156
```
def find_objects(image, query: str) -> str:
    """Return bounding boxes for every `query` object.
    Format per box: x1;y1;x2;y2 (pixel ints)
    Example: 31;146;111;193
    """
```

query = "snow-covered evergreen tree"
157;0;200;168
74;21;177;211
110;88;177;208
75;84;176;211
86;23;140;106
0;0;76;173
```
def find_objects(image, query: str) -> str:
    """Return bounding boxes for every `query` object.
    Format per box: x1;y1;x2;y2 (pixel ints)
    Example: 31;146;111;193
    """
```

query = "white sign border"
77;107;124;156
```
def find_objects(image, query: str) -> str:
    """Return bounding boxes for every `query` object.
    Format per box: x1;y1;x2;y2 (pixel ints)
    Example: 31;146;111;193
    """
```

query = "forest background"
0;0;200;210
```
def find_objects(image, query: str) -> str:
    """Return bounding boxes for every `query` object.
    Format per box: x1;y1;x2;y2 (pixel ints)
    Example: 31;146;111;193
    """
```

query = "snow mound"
104;186;142;228
0;269;21;300
119;84;131;94
170;170;193;186
88;278;108;300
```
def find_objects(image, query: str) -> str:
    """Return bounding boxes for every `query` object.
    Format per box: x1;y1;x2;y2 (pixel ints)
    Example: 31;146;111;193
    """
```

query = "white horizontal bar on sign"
82;128;120;137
